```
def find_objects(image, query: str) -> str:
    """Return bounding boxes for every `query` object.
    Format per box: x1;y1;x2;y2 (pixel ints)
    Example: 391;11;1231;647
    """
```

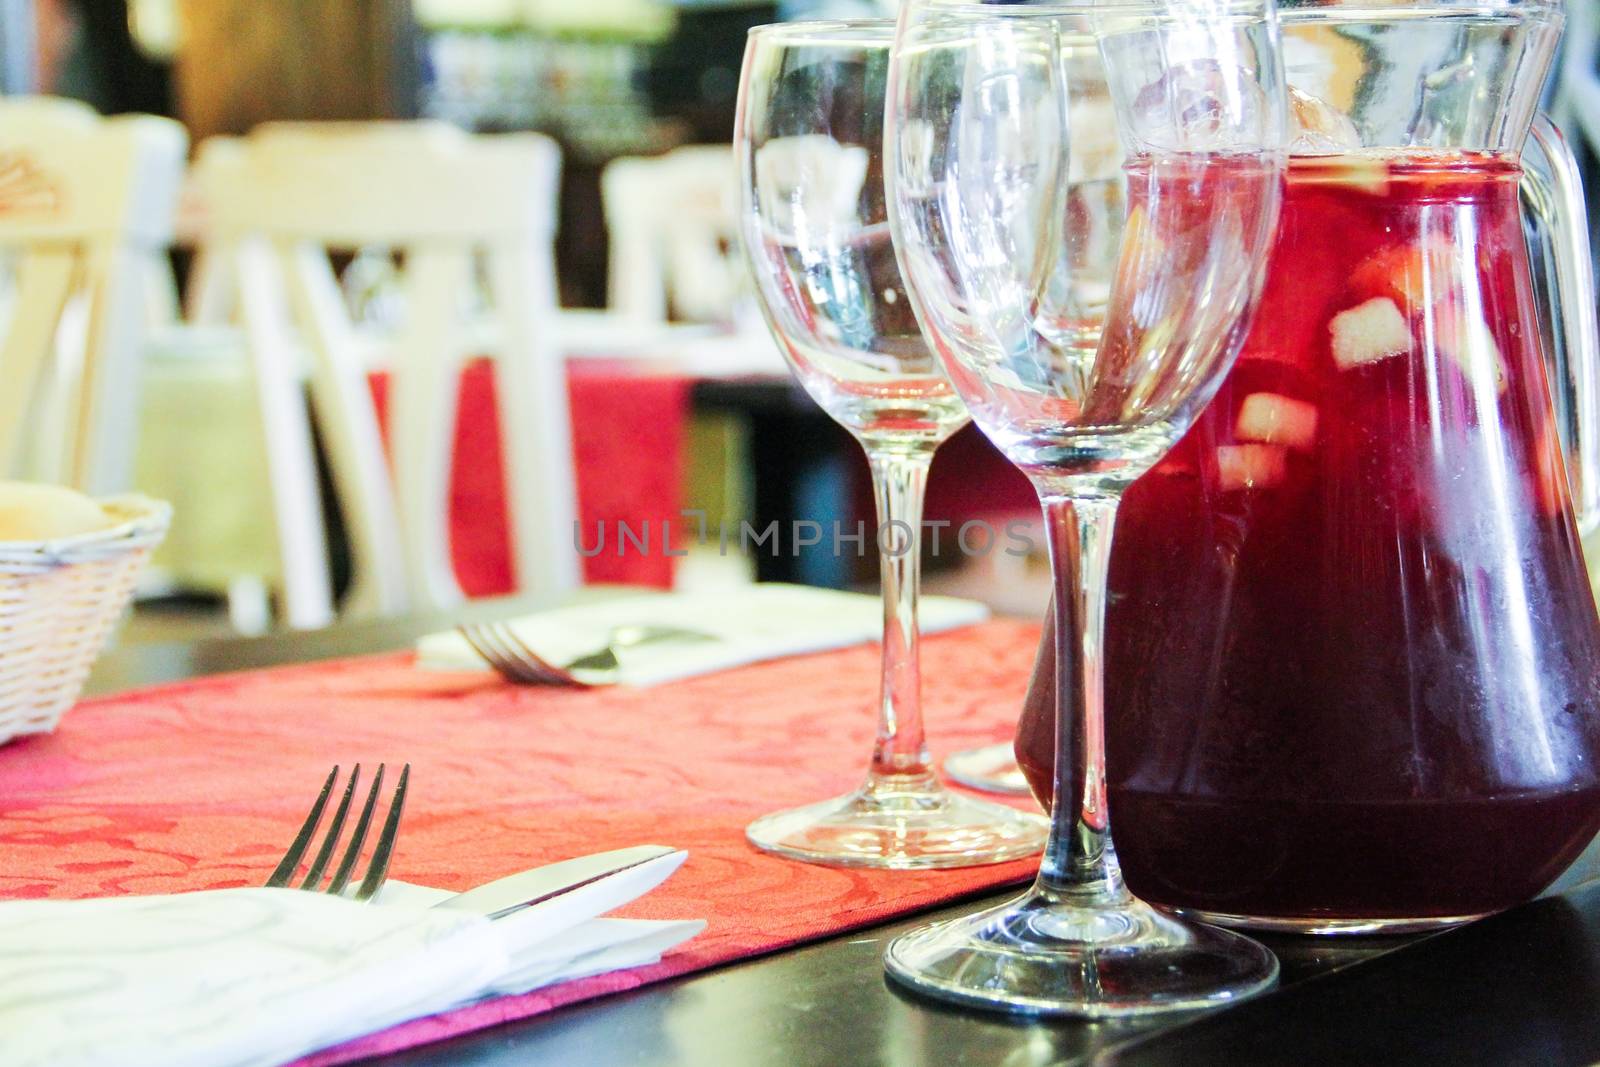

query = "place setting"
2;0;1600;1064
4;762;702;1067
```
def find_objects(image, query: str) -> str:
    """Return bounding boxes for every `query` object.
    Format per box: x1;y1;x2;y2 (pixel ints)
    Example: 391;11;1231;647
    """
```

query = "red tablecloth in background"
371;358;691;596
0;620;1043;1064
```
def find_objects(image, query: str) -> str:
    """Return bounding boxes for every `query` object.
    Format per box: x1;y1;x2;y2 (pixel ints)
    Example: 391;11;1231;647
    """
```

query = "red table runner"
371;358;692;597
0;620;1043;1064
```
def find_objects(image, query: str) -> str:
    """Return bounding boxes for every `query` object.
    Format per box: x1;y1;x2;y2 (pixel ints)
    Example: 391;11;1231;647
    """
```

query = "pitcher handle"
1522;113;1600;535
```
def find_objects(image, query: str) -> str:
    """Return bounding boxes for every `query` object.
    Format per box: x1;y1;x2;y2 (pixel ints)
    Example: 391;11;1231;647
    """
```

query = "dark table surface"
86;600;1600;1066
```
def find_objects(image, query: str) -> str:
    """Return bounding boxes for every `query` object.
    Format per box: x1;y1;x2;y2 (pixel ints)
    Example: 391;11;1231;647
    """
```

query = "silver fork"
266;763;410;901
458;621;568;685
459;620;713;686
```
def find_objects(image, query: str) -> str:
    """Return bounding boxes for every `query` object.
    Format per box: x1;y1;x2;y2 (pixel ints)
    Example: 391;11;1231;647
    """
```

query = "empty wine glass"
734;20;1048;868
882;0;1288;1013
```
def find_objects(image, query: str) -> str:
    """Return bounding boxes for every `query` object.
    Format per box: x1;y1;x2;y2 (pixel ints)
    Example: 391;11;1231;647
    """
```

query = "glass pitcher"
1014;0;1600;933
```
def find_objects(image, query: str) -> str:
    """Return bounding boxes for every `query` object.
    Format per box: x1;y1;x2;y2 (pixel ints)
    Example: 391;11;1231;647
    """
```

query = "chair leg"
236;238;336;629
392;244;470;611
74;242;150;494
227;575;273;636
280;240;408;619
0;249;76;481
485;242;581;597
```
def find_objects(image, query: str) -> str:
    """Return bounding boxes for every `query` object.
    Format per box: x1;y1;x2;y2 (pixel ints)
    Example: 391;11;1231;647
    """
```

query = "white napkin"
418;583;991;686
0;867;703;1067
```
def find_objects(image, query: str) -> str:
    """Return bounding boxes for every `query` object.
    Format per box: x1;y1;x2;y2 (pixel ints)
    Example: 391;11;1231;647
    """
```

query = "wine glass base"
884;886;1279;1017
943;743;1033;796
745;782;1048;869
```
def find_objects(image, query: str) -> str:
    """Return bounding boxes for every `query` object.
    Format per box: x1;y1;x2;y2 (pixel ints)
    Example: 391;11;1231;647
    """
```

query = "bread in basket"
0;487;171;744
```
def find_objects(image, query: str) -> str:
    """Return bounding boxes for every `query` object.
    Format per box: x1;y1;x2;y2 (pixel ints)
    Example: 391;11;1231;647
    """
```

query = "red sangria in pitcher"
1017;0;1600;932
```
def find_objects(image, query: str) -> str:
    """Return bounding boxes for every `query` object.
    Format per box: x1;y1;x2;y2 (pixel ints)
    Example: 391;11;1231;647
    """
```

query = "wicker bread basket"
0;495;171;744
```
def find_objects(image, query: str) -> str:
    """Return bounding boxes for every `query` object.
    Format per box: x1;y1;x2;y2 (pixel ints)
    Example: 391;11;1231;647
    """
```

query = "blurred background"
0;0;1594;641
0;0;1058;642
5;0;905;307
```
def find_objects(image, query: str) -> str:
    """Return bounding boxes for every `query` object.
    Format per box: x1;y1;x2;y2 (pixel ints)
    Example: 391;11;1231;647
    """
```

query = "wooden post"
173;0;417;140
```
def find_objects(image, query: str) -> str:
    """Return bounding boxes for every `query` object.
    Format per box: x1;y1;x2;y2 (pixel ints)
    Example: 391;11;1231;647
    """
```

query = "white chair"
194;122;578;626
602;145;744;324
601;145;785;570
0;94;184;347
0;97;187;495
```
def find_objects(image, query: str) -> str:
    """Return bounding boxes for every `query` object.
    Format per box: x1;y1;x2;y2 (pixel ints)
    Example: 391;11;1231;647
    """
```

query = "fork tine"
353;763;410;902
299;764;361;890
488;622;559;684
481;624;542;683
327;763;386;897
266;765;339;888
477;622;550;684
458;624;506;676
461;620;575;686
462;623;537;684
493;621;574;686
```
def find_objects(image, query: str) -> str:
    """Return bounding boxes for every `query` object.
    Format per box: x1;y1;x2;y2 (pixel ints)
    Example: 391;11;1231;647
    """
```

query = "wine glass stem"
867;448;935;787
1038;493;1126;902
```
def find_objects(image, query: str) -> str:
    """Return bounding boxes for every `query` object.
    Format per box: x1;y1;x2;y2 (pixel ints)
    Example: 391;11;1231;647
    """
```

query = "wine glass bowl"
744;30;970;454
736;19;1049;869
882;0;1288;1014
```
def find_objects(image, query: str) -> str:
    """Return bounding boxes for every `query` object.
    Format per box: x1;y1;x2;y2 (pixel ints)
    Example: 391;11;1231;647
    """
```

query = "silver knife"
432;844;679;921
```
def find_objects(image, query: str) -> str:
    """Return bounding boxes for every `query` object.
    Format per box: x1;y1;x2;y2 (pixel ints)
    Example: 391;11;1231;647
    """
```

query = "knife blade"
432;844;680;921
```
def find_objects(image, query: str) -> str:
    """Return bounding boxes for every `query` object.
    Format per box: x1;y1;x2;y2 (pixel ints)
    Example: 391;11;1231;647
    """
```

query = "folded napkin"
0;860;702;1067
375;883;702;996
418;583;991;686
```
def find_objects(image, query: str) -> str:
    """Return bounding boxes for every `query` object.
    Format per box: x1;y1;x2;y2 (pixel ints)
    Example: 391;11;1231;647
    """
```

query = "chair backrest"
602;145;742;323
196;121;577;625
0;97;187;493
